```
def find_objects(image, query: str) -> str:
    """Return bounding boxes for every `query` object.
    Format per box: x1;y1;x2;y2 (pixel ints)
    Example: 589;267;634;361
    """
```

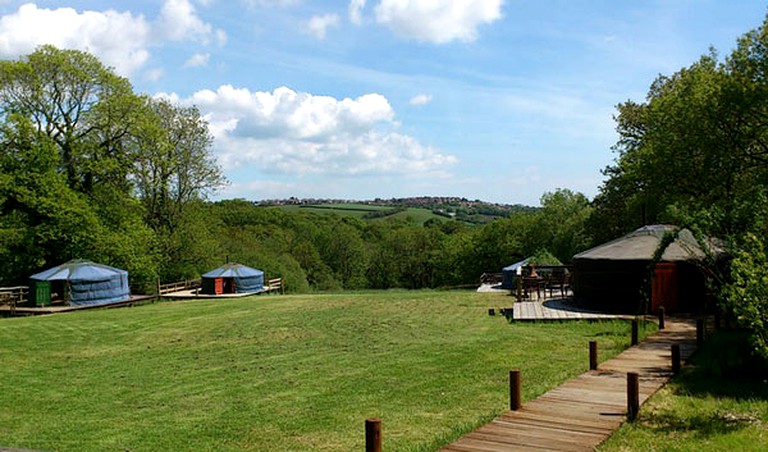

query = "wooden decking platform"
512;298;638;321
440;318;697;451
0;295;155;317
160;289;264;299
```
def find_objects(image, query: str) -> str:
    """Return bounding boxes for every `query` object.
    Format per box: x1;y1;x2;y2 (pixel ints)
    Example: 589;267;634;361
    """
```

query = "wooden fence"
0;286;29;315
265;277;284;294
157;277;284;296
157;279;201;296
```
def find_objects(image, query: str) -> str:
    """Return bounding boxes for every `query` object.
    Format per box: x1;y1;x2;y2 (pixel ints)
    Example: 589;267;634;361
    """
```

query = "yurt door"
652;262;678;313
31;281;51;307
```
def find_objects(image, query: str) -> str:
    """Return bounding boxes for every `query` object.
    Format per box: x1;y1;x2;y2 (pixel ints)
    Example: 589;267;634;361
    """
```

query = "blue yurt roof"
502;258;530;272
202;263;264;279
30;259;128;281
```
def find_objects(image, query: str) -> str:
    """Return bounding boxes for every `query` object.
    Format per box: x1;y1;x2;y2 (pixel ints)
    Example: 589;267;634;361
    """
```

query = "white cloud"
184;52;210;67
409;93;432;106
306;14;340;40
158;0;225;44
158;85;457;176
0;1;225;76
349;0;366;25
145;67;165;81
243;0;299;8
374;0;503;44
0;3;151;74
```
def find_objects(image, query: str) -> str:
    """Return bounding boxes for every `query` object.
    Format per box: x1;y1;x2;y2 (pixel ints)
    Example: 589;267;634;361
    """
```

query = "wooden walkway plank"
440;318;697;451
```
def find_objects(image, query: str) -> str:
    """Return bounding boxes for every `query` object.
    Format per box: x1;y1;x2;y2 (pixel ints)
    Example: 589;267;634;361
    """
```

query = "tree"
593;14;768;361
0;45;142;195
530;189;592;262
133;98;226;233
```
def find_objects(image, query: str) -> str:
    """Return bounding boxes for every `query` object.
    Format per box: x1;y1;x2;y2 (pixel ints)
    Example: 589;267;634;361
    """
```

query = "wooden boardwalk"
440;318;697;451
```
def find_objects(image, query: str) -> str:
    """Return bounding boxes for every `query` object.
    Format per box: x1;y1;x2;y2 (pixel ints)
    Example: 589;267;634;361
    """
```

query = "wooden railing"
157;279;201;296
480;273;503;284
265;277;284;294
0;286;29;314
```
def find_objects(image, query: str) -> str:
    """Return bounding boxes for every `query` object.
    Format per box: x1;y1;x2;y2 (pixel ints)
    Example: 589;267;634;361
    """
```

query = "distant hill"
257;197;537;224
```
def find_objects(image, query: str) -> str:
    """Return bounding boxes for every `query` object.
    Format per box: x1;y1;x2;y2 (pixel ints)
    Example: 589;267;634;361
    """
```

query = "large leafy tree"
529;189;592;262
133;98;225;233
0;45;142;194
594;14;768;359
0;46;225;288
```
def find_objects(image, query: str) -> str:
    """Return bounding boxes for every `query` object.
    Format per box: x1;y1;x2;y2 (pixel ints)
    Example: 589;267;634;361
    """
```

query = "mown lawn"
0;291;646;451
598;331;768;451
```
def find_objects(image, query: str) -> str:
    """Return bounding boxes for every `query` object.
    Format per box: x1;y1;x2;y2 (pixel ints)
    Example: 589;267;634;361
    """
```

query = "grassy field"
598;331;768;451
0;291;648;451
276;203;451;224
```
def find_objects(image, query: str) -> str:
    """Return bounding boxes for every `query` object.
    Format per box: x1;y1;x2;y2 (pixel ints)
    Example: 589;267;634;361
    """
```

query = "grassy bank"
0;291;647;451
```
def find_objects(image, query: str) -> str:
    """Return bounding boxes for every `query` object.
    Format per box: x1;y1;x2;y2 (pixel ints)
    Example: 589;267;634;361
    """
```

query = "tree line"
0;45;593;295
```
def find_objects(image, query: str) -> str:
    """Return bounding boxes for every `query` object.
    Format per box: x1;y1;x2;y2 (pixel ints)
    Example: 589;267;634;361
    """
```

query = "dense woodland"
3;13;768;359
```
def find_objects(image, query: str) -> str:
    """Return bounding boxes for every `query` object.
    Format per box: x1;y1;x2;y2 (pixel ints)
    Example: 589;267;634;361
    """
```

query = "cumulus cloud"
349;0;366;25
375;0;503;43
158;85;457;176
0;3;151;74
409;93;432;106
0;1;224;75
306;14;340;40
184;52;210;67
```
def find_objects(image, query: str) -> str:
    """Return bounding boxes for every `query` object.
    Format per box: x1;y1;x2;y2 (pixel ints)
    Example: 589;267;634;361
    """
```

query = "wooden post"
365;418;382;452
697;319;705;345
631;319;639;346
589;341;598;370
509;369;521;411
627;372;639;421
671;344;681;375
658;306;665;330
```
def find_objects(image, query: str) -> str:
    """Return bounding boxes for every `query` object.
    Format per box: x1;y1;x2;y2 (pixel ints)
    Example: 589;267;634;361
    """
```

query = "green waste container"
30;280;51;306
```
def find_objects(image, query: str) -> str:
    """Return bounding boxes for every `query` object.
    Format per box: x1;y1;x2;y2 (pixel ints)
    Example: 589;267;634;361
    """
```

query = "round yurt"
501;258;530;290
29;259;130;307
201;263;264;295
572;225;724;314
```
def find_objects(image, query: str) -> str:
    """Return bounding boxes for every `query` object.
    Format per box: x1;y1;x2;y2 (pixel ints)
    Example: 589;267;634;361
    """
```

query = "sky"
0;1;765;206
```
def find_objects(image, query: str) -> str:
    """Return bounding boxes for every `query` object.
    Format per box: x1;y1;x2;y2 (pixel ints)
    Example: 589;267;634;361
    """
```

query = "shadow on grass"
642;410;762;438
632;330;768;440
678;330;768;400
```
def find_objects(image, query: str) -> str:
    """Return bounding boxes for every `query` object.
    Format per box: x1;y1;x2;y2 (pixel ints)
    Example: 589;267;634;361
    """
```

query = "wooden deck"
0;295;155;317
512;298;639;321
440;317;697;451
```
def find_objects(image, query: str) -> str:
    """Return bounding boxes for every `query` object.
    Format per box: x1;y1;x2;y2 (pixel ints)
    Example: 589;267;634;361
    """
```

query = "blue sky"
0;1;765;205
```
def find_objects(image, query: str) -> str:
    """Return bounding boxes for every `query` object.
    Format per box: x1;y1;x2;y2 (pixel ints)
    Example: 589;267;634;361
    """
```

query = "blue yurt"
501;258;530;290
29;259;130;307
201;263;264;295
